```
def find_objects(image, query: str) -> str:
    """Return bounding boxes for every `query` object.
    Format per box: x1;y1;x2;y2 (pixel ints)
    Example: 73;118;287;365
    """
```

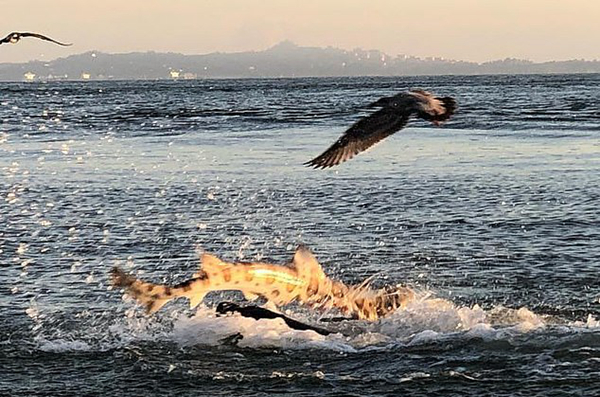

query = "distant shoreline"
1;72;599;84
1;42;599;82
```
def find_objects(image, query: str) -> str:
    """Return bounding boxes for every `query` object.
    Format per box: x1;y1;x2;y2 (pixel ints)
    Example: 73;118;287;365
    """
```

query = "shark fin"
201;253;230;273
291;245;326;278
262;301;281;313
189;292;207;309
243;291;260;301
145;297;170;314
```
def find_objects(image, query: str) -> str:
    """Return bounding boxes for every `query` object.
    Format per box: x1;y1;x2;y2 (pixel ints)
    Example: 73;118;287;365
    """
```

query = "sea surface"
1;74;599;396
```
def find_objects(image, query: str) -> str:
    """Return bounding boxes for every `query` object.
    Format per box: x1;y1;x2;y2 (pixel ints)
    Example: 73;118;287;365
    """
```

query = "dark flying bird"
305;90;456;169
0;32;72;46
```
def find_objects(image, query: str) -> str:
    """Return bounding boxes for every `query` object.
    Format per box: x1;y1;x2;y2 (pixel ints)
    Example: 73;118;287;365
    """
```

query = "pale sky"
1;0;599;64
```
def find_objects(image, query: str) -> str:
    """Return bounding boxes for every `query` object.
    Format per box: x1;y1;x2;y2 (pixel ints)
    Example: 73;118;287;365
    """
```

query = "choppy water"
1;75;599;396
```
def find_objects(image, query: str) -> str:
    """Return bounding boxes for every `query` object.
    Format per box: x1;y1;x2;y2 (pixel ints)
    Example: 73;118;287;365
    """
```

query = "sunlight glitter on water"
2;76;600;396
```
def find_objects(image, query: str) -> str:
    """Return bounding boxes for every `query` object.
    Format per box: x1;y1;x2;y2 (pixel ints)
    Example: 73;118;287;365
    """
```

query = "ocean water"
1;74;599;396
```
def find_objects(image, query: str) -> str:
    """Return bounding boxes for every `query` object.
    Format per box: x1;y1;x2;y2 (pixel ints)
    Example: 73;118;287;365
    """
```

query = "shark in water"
111;245;414;321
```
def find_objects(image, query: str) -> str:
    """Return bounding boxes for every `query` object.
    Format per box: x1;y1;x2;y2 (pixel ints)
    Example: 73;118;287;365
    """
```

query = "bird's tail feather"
418;96;457;125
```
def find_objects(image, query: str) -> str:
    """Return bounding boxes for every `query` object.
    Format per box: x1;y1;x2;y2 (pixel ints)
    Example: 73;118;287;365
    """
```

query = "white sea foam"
163;295;572;351
570;314;600;328
38;339;92;353
170;306;357;352
29;297;599;354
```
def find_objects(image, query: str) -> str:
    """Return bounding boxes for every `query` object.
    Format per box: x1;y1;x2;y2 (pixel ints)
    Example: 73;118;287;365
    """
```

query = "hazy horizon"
2;0;599;64
4;40;600;66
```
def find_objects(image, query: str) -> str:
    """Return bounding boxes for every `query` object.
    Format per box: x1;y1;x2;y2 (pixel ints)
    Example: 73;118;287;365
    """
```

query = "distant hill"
1;41;599;81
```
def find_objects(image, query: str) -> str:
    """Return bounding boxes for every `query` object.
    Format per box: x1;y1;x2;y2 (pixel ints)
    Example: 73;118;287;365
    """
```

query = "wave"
27;293;600;354
2;75;599;140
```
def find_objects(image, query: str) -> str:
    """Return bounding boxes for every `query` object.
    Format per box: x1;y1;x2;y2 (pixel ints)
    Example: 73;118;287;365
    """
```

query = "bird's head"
216;301;240;316
9;33;20;43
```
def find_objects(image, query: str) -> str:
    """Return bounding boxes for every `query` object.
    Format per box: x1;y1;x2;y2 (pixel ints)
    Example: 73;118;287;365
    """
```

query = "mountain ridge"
1;41;599;81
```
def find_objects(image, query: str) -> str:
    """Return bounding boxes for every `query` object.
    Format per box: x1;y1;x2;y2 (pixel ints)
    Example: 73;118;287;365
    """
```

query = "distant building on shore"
24;72;36;81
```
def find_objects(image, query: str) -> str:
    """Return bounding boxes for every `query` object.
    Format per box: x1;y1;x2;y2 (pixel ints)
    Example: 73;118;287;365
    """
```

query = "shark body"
111;245;414;321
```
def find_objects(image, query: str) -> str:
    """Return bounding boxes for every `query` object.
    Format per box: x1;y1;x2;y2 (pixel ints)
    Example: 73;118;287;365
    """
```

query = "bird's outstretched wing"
0;33;13;44
304;108;410;169
0;32;72;46
19;32;72;46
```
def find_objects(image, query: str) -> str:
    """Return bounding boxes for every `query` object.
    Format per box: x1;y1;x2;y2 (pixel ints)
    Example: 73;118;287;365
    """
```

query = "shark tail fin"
111;267;206;314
